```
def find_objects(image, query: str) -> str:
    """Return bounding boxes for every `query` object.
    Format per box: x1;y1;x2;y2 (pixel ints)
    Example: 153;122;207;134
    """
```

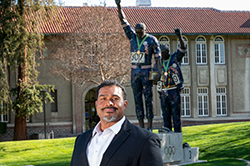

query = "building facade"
1;7;250;141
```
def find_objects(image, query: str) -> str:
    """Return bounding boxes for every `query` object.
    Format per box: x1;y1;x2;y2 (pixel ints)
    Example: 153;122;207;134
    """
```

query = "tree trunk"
14;0;27;140
13;115;27;140
13;45;27;140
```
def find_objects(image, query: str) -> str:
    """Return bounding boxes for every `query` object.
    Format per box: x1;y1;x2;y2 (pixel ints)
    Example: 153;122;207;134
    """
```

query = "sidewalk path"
237;158;250;166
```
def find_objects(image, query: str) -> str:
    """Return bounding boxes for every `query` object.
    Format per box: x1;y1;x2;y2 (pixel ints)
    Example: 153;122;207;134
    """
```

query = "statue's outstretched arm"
115;0;127;23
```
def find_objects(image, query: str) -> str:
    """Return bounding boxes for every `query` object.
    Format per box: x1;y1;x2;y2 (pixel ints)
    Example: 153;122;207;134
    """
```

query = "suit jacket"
70;118;163;166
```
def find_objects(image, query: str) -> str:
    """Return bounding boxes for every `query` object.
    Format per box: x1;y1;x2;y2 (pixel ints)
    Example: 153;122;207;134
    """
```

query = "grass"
0;138;75;166
182;121;250;165
0;121;249;166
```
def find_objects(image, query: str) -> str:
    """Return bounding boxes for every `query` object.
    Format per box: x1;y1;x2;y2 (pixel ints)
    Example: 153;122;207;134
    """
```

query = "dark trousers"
131;68;153;119
160;89;182;132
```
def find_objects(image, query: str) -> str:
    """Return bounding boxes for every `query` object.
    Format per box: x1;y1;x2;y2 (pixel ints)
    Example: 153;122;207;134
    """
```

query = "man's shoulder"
122;22;133;30
147;34;158;40
76;129;93;140
146;34;159;44
124;120;159;139
173;49;185;57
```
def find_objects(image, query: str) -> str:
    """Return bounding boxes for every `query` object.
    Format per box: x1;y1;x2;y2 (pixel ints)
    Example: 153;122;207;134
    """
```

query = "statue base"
157;132;207;165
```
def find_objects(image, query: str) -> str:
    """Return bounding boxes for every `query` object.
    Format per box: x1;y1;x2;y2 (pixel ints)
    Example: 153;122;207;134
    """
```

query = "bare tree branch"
48;6;131;85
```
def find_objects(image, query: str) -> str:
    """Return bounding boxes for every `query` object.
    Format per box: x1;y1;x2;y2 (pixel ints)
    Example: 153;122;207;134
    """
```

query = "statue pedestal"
182;147;199;163
158;133;183;163
157;133;206;165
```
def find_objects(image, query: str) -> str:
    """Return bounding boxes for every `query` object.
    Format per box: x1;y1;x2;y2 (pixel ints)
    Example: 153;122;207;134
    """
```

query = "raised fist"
115;0;121;5
174;28;182;37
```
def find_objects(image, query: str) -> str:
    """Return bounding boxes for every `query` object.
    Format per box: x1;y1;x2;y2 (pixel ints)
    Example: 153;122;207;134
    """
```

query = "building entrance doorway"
85;88;99;130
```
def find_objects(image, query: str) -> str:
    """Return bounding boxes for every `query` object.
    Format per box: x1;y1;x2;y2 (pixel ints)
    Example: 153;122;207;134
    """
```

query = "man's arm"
153;57;162;84
153;38;162;84
139;134;163;166
174;28;185;50
115;0;126;23
175;28;186;62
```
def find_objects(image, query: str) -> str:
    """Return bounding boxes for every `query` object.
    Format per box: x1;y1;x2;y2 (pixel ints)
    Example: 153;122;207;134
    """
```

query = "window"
214;36;225;64
159;35;170;52
88;44;99;66
89;54;98;66
51;90;58;112
196;36;207;64
216;87;227;116
178;36;189;64
43;47;48;57
0;113;8;122
197;88;209;116
1;101;8;122
181;88;191;117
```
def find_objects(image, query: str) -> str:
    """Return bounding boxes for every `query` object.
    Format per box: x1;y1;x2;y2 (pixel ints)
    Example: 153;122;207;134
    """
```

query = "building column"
208;36;217;117
244;58;250;111
72;79;76;134
190;39;198;118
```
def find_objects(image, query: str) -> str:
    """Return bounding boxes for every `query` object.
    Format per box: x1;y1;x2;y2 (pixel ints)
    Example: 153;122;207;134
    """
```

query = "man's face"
135;29;145;40
161;48;170;60
95;85;128;123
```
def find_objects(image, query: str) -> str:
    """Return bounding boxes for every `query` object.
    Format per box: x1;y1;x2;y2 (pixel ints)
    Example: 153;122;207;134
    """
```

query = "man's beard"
101;106;118;122
102;115;117;122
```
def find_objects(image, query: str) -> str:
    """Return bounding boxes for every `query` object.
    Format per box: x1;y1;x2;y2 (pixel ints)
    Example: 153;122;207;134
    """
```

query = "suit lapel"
80;129;93;166
100;119;131;166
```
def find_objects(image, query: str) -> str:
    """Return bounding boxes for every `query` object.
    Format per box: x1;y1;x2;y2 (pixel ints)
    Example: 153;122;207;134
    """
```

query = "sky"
60;0;250;11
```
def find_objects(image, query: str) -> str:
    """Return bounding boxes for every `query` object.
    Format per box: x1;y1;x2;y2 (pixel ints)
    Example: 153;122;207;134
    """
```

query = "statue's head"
160;44;170;60
135;23;146;39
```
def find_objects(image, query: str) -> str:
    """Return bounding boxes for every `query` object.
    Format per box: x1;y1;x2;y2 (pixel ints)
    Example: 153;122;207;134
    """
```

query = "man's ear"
124;100;128;109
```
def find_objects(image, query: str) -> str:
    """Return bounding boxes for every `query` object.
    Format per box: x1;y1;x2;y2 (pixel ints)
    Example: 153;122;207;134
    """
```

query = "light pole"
41;90;46;139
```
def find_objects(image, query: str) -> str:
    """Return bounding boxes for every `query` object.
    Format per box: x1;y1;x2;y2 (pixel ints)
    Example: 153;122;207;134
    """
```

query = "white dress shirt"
86;116;125;166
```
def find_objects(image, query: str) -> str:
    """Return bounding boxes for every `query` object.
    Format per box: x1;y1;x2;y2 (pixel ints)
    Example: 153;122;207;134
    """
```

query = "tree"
49;6;131;85
0;0;57;140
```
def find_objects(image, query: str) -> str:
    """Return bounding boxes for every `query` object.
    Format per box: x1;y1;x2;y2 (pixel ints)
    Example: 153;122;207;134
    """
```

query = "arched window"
196;36;207;64
159;35;170;53
214;36;225;64
177;36;189;64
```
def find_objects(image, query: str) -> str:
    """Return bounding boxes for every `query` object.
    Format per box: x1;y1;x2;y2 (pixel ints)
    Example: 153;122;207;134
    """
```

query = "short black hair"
96;79;127;100
160;44;169;52
135;23;146;31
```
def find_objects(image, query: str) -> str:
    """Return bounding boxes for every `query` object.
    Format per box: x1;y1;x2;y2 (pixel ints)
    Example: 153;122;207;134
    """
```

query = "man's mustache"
101;106;118;111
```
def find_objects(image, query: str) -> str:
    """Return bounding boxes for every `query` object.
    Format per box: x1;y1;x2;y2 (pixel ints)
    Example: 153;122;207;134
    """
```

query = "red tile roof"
42;6;250;35
41;6;123;34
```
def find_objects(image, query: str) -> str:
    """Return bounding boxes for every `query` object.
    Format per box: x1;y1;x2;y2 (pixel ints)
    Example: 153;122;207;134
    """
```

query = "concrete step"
158;132;206;166
182;147;199;163
158;133;183;163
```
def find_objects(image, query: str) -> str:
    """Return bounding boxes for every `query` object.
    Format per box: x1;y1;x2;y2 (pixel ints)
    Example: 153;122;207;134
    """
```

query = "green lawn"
0;137;75;166
182;122;250;165
0;121;249;166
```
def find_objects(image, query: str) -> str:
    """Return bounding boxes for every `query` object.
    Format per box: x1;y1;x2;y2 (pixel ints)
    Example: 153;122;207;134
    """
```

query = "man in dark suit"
70;79;163;166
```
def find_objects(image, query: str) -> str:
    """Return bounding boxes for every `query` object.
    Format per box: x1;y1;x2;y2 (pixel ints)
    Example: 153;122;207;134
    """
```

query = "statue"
115;0;162;131
158;28;186;132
